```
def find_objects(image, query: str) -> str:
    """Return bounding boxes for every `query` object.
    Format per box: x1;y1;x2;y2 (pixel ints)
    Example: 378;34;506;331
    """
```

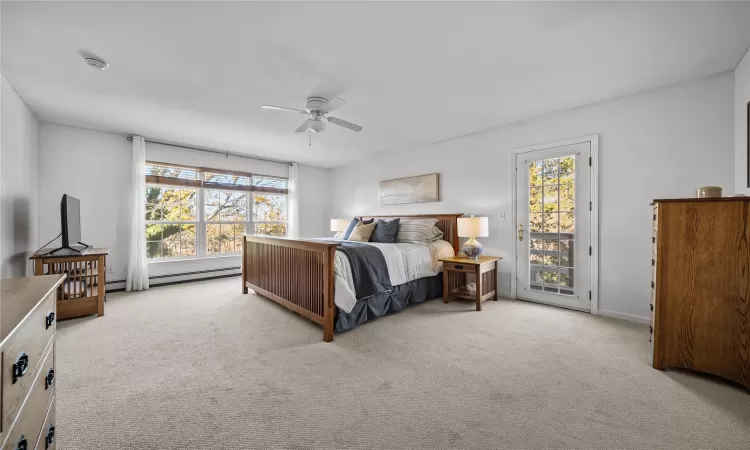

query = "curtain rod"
126;136;294;166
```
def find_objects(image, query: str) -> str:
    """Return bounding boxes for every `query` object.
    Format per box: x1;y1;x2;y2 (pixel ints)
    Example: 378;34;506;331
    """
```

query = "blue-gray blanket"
336;241;393;300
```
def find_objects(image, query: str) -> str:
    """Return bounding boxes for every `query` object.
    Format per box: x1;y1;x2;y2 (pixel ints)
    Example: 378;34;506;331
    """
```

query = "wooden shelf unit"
30;248;109;320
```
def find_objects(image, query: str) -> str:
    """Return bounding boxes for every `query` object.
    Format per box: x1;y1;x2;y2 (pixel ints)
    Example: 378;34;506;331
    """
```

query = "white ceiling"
2;1;749;168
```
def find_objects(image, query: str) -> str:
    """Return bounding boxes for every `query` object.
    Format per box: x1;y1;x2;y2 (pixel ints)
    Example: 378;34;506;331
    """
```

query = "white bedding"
334;240;455;313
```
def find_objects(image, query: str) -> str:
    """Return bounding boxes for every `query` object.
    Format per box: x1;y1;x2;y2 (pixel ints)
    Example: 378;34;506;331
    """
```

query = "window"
144;162;288;260
205;190;247;255
528;155;575;295
145;186;198;258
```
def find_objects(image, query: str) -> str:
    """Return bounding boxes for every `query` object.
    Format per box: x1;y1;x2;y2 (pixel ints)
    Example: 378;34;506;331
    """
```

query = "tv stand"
47;241;91;256
30;247;109;319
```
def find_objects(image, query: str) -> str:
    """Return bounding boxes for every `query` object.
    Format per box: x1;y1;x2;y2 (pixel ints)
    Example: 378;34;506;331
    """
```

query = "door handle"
518;224;525;241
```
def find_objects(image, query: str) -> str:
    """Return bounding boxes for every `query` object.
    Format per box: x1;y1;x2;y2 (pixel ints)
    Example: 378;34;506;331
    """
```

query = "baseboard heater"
107;267;241;292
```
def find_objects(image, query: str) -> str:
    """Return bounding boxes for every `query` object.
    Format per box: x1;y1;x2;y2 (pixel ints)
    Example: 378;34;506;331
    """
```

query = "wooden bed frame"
242;214;462;341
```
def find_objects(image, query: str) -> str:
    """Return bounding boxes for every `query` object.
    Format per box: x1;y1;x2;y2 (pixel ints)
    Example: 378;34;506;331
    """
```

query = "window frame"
144;162;288;262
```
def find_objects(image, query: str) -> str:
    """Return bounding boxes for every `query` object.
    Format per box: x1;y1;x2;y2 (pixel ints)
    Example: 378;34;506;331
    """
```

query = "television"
48;194;89;255
61;194;82;248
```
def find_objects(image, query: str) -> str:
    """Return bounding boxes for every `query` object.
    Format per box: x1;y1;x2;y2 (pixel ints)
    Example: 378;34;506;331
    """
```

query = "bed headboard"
357;213;463;254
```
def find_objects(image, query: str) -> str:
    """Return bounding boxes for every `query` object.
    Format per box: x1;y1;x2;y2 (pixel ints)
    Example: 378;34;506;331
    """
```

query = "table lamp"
457;216;488;259
330;218;349;237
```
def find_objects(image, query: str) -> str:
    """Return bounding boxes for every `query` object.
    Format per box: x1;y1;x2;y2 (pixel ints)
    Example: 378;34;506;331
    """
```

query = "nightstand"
440;255;500;311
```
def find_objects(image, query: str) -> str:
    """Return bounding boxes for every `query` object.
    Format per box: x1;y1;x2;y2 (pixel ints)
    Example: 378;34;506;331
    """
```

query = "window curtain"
287;162;300;238
126;136;149;291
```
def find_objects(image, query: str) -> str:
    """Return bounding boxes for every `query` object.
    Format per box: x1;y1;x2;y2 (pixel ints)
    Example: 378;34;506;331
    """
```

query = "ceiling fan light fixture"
309;119;325;133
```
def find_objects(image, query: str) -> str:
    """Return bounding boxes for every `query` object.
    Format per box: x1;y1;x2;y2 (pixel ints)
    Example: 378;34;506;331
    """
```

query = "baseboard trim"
107;267;241;292
109;273;241;293
598;309;650;324
107;266;242;285
148;273;241;288
150;267;241;280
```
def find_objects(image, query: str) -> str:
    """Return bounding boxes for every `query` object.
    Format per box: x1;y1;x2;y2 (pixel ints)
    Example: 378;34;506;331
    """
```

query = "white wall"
37;124;329;284
298;164;331;238
1;74;39;278
38;124;132;281
735;48;750;194
329;72;735;322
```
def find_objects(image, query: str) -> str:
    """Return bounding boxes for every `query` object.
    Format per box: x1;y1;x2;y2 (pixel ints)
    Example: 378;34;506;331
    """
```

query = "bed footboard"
242;235;339;341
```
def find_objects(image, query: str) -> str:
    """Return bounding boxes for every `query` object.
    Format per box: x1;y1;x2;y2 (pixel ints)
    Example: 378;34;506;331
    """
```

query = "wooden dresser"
1;275;65;450
651;198;750;390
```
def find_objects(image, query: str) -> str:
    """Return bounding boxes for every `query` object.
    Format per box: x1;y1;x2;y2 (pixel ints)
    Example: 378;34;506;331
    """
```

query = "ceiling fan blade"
295;119;312;133
320;98;346;114
261;105;308;114
326;116;363;132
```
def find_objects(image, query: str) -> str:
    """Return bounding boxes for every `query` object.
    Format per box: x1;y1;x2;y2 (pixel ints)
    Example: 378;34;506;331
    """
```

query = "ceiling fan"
261;97;363;134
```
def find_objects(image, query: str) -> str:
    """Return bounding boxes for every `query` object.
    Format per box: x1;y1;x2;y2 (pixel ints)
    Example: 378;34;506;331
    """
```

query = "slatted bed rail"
242;235;339;341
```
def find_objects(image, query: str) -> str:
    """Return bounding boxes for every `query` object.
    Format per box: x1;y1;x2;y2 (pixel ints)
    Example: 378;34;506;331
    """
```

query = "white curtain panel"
126;136;149;291
287;162;300;238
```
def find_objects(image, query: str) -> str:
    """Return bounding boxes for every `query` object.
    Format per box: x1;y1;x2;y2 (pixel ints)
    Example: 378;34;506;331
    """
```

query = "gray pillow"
370;218;400;243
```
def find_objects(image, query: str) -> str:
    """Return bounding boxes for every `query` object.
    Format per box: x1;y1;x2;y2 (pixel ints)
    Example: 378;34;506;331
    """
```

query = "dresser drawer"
2;293;55;435
2;343;54;450
443;262;475;273
34;399;54;450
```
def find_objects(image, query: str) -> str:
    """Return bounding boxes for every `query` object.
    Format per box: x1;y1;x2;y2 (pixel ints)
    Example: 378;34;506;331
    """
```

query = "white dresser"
1;275;65;450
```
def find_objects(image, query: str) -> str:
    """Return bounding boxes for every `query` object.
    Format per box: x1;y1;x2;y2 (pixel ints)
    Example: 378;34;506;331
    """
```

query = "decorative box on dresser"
1;275;65;450
651;198;750;390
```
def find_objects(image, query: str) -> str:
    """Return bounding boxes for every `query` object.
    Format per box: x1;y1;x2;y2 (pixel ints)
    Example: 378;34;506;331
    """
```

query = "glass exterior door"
516;142;591;311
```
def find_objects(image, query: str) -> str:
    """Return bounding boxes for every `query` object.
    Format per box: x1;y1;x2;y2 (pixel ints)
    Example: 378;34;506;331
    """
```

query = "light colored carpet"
56;277;750;449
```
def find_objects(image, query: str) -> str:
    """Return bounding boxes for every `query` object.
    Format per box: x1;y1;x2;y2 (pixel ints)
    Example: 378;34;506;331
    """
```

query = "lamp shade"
331;218;349;232
457;216;489;238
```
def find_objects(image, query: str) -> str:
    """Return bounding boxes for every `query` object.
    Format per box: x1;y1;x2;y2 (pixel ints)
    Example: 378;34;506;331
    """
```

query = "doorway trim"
510;135;599;314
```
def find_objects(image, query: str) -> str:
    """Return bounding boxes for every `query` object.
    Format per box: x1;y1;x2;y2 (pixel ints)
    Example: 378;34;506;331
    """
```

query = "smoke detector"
84;57;109;70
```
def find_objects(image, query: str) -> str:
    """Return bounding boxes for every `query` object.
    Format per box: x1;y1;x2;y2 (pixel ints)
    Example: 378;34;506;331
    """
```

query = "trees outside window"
528;156;575;294
253;193;286;237
144;163;287;260
145;187;197;258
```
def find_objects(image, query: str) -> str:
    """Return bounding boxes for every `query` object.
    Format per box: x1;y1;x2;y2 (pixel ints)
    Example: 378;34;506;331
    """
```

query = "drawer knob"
15;435;28;450
45;424;55;449
45;368;55;390
46;311;56;329
12;352;29;384
455;265;463;270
